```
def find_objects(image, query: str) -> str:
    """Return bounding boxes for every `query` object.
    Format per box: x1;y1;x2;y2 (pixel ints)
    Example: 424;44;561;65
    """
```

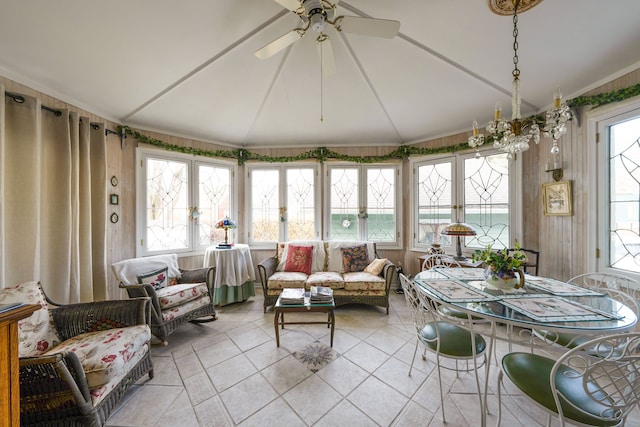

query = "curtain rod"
5;91;121;139
5;91;62;116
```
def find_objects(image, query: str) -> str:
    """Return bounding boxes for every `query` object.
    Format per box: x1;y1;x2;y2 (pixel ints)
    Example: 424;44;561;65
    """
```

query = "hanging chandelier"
469;0;571;159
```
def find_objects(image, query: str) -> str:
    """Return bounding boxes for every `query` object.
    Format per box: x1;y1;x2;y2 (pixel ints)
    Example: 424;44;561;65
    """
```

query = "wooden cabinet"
0;304;39;426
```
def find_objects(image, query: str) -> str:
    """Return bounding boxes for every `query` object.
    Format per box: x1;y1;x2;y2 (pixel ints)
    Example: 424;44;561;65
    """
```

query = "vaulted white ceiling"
1;0;639;149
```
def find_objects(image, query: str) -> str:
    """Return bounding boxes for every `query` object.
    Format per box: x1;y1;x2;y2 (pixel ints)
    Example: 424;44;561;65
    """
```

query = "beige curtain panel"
0;84;108;303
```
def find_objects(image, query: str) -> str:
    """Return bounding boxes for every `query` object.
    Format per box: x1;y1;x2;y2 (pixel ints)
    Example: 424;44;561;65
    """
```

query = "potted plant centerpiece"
472;244;526;290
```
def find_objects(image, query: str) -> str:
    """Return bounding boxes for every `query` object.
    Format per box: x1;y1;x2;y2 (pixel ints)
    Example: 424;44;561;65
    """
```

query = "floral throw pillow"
284;245;314;275
137;267;168;290
341;245;370;272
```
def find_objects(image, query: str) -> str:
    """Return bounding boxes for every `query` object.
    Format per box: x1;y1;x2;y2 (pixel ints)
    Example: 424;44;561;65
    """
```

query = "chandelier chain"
512;2;520;78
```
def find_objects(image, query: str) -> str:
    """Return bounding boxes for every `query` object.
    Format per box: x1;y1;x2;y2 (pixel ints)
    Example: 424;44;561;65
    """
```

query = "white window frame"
136;147;238;257
323;162;402;249
245;163;321;249
410;149;521;255
588;95;640;281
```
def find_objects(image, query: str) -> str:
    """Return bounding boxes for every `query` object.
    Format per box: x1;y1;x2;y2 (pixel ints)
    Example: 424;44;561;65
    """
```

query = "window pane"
367;168;396;241
330;168;359;240
251;169;279;242
146;158;188;251
198;164;231;246
417;162;453;246
287;168;315;240
464;154;510;249
609;117;640;273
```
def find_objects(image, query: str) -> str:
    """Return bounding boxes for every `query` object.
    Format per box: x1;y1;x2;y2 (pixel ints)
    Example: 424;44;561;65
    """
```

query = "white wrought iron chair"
497;333;640;427
420;253;462;271
399;273;488;423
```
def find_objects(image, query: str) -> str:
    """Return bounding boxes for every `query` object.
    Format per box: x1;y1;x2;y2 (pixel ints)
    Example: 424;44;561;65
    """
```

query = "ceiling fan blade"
272;0;301;12
255;29;304;59
336;16;400;38
317;36;336;76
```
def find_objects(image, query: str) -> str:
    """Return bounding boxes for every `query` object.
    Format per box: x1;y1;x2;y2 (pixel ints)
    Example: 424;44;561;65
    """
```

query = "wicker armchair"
111;254;217;344
0;281;153;427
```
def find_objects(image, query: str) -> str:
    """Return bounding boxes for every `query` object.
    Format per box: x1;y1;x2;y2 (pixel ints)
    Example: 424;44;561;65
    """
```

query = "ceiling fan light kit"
255;0;400;76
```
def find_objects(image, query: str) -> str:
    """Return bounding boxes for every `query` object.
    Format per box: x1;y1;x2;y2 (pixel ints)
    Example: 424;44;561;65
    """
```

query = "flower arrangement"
472;243;526;273
215;216;237;230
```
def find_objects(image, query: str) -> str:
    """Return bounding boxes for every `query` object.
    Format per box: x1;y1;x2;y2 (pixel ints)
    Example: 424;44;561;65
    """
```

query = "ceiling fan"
255;0;400;75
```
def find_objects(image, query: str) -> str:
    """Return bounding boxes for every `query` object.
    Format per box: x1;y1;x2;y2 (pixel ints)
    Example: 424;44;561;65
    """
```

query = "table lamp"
215;216;237;248
440;222;477;261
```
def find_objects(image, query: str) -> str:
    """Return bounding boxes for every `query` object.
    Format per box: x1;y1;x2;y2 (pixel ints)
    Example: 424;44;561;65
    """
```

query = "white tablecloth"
203;244;256;305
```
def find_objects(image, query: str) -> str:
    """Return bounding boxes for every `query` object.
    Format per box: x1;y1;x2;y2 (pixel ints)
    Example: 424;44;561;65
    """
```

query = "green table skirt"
214;281;256;306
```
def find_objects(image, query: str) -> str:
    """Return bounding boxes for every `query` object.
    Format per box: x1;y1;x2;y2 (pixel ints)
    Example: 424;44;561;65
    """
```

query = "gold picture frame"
542;180;572;216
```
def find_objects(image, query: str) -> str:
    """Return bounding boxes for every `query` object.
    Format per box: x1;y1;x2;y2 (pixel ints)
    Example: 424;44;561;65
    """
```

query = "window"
325;164;401;246
137;148;236;256
247;164;320;246
592;99;640;276
412;151;513;253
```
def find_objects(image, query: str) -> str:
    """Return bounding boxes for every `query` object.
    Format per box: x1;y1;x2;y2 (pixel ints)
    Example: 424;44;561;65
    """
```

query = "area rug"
292;341;339;372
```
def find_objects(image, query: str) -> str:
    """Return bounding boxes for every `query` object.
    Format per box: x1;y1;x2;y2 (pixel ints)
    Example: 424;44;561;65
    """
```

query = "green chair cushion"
502;353;619;426
420;321;486;357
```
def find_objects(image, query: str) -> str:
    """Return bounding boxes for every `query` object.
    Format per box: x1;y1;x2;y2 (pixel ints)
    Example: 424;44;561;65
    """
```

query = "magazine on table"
280;288;305;304
310;285;333;303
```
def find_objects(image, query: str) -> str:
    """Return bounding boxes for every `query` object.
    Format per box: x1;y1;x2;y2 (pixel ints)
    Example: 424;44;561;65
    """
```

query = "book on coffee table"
280;288;305;304
310;286;333;304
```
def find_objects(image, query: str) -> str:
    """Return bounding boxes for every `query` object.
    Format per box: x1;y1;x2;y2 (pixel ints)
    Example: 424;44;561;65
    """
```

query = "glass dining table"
413;267;638;427
414;268;637;336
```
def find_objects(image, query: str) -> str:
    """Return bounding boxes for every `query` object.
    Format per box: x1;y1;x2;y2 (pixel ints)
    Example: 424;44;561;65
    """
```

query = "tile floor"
105;288;640;427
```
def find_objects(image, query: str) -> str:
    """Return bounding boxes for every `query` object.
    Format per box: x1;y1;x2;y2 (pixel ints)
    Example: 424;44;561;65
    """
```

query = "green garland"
118;82;640;165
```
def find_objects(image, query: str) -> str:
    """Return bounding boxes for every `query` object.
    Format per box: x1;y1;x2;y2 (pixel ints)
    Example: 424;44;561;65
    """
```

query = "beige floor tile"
218;372;279;424
343;341;390;373
153;391;201;427
207;353;258;392
314;399;378;427
194;395;234;427
373;356;428;398
282;375;342;425
347;376;408;426
106;384;184;426
243;339;289;370
197;337;242;369
183;371;217;406
260;354;313;394
237;397;306;427
316;356;369;396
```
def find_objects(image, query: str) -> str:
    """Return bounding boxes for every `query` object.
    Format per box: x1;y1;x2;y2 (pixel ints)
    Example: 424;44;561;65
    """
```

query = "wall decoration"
111;176;118;186
542;180;573;216
110;194;119;205
110;212;119;223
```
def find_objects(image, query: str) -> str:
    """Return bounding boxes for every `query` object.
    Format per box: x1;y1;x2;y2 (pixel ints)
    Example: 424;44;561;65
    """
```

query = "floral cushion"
341;245;370;273
137;267;168;290
162;295;211;321
364;258;387;276
283;245;314;275
306;271;345;289
267;271;308;290
342;271;386;291
156;282;208;309
326;241;375;272
0;281;61;357
276;241;326;273
46;325;150;388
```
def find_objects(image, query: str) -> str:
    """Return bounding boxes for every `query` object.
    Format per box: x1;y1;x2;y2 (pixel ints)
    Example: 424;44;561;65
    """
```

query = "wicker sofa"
258;240;396;314
0;281;153;426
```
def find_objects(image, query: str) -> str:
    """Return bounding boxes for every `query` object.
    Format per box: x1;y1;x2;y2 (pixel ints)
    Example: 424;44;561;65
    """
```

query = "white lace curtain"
0;84;108;303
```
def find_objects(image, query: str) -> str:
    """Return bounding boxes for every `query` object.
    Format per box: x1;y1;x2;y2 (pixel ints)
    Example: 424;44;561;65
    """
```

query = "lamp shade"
441;222;477;236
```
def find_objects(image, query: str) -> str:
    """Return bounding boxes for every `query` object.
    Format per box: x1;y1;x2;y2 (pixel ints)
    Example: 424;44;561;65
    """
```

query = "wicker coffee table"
273;295;335;347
